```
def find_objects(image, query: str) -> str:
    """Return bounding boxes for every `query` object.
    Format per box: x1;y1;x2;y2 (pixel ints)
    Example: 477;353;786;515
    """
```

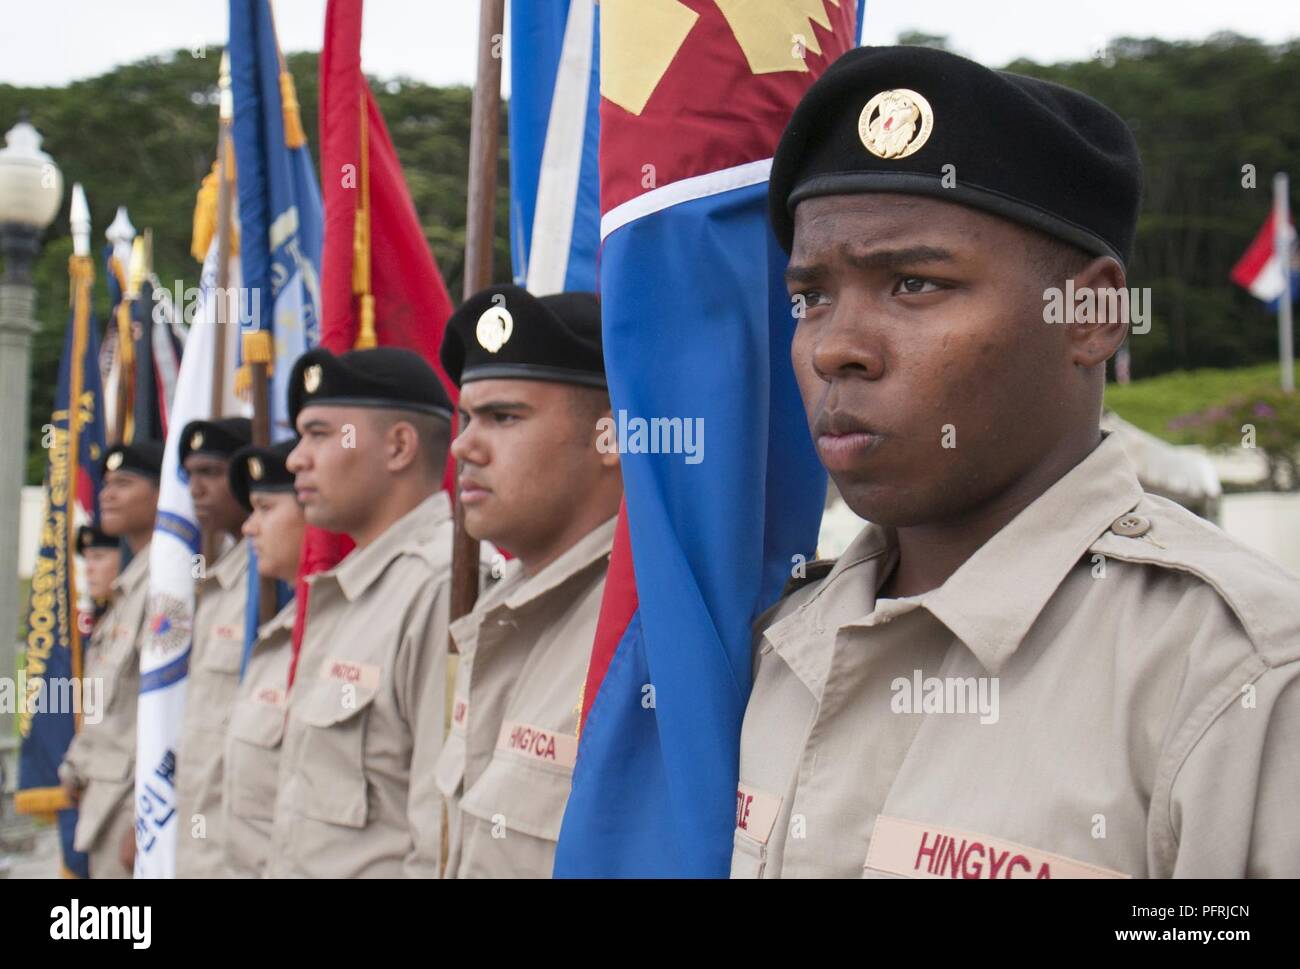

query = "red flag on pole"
291;0;458;681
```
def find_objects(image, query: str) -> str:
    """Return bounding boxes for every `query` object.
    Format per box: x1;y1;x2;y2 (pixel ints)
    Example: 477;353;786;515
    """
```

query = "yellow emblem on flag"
601;0;846;116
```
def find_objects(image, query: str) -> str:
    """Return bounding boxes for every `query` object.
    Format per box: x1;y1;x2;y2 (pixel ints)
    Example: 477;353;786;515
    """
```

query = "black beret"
179;417;252;465
102;439;164;479
287;347;454;425
76;523;117;554
228;439;297;512
770;46;1142;265
440;285;604;389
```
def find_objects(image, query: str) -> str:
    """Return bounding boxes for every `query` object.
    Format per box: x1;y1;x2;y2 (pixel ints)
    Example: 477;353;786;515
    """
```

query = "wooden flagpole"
202;51;238;571
451;0;505;630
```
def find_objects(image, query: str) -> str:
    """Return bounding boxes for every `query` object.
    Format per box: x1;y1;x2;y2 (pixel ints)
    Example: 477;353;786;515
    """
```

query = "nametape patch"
735;784;782;845
255;686;285;707
214;624;241;641
865;815;1130;880
452;696;469;731
497;720;578;768
320;658;382;691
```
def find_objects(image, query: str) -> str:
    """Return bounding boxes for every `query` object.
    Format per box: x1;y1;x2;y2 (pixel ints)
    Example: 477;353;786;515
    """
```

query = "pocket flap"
459;756;573;843
201;631;245;674
297;679;378;728
229;700;286;748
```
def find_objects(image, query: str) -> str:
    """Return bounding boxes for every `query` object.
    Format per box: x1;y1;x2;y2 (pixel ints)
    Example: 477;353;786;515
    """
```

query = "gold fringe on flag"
280;70;307;149
192;163;220;262
235;330;275;401
352;91;376;349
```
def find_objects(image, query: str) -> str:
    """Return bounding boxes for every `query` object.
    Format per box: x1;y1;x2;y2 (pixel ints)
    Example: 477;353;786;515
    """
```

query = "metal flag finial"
70;183;91;257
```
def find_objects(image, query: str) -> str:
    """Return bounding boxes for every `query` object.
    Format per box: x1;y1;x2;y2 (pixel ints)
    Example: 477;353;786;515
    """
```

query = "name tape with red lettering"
735;783;783;845
319;658;382;691
865;815;1130;879
496;720;577;769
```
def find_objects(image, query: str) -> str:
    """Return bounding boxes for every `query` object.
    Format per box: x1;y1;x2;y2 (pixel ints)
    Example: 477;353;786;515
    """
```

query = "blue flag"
16;267;107;879
228;0;322;669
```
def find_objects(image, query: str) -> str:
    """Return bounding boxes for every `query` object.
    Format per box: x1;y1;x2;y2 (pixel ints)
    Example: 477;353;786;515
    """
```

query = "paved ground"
0;797;61;879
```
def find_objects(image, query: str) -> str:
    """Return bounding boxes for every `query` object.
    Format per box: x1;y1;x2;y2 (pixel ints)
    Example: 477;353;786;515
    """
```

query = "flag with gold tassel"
287;0;458;684
227;0;323;440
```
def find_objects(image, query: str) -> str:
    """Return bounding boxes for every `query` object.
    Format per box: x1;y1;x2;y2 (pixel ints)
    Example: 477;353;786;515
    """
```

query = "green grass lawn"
1105;363;1286;444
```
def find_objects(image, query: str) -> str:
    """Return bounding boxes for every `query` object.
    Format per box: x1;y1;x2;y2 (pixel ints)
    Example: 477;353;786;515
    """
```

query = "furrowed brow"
843;245;955;272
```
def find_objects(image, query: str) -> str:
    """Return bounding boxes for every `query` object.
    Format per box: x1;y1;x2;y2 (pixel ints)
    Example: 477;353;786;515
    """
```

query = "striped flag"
508;0;602;293
1231;208;1299;308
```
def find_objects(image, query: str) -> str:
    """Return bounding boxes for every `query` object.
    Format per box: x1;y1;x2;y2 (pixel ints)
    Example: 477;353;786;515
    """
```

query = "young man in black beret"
221;440;303;877
436;285;622;878
734;46;1300;879
60;440;163;877
173;416;253;878
270;346;472;877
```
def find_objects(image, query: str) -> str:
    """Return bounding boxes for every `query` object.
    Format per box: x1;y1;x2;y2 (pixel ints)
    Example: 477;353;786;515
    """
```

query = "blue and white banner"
135;239;245;878
509;0;601;294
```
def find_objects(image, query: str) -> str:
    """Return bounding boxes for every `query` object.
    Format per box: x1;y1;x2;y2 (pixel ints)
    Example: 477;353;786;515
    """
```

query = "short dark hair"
1026;229;1093;290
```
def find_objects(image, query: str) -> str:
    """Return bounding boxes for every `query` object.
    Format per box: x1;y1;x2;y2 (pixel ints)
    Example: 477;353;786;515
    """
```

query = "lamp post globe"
0;117;62;787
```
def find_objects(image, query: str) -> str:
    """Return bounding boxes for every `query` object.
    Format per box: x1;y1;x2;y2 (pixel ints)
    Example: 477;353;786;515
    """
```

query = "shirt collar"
257;598;297;640
111;541;152;596
783;434;1144;678
204;537;248;591
500;515;617;612
331;490;453;601
916;433;1143;672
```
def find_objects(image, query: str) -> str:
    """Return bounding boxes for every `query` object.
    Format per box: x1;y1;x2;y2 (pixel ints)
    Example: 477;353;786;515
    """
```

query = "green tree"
0;48;510;484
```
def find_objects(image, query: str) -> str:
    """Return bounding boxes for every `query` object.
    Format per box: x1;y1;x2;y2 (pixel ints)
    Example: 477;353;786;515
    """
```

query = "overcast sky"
3;0;1298;89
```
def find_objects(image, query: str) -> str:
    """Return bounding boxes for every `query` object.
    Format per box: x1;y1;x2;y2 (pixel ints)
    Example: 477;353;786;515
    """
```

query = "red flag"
291;0;458;682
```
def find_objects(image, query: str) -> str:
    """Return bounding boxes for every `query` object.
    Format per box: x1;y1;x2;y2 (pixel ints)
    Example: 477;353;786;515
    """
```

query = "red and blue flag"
556;0;863;877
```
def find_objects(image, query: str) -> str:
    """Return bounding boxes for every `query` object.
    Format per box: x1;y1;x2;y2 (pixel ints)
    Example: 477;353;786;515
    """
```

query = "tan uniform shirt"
223;599;295;878
59;544;151;877
438;516;615;879
733;434;1300;879
267;491;455;878
174;537;248;877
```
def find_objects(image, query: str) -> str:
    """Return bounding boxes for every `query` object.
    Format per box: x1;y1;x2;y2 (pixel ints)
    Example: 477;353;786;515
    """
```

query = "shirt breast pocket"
294;681;378;829
227;700;286;822
460;756;573;844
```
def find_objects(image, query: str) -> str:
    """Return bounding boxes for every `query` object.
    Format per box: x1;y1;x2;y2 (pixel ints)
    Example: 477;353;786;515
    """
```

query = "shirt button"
1110;513;1151;538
